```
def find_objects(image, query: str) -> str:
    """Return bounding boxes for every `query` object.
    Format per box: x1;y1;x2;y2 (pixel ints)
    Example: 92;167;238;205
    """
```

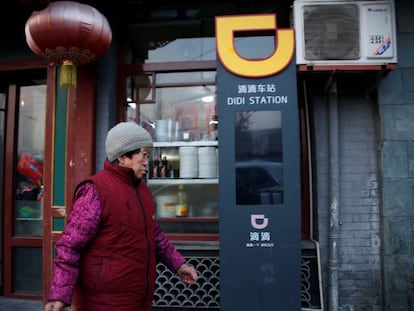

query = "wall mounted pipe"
328;80;340;311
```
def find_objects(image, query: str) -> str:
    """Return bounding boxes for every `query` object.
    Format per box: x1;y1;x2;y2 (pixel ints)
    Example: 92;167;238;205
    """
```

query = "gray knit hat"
105;122;153;161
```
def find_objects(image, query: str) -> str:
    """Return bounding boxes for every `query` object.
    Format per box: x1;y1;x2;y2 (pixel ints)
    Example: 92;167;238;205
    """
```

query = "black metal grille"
153;242;322;310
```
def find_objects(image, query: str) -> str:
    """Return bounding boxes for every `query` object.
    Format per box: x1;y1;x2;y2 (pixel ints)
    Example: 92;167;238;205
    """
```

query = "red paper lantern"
25;1;112;86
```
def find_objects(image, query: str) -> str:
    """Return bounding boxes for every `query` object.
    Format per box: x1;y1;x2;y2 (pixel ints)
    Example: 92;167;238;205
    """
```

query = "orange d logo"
215;14;295;78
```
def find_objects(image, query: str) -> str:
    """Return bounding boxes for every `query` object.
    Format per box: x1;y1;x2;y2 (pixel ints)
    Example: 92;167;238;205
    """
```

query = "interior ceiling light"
201;95;214;103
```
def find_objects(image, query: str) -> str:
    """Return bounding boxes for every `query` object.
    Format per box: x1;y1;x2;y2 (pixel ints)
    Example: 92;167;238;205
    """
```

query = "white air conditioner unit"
293;0;397;67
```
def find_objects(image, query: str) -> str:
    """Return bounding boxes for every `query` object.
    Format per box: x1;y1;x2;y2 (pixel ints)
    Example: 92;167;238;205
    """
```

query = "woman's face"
118;147;152;179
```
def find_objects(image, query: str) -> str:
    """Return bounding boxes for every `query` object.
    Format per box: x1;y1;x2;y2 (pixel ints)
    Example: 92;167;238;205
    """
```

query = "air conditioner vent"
294;0;397;67
303;4;360;60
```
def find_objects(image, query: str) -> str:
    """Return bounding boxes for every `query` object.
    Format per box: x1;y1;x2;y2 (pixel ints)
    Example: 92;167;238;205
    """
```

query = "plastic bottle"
175;184;188;217
160;155;169;178
152;154;160;178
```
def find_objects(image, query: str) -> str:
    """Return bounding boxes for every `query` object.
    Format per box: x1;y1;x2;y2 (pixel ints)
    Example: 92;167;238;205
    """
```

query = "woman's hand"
177;263;198;284
44;300;66;311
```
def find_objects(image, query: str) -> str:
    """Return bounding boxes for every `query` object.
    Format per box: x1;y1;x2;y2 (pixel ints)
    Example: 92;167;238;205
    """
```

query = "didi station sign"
216;14;302;310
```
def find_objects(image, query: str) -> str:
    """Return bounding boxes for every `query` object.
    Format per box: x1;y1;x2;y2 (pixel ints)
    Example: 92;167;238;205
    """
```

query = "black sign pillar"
216;14;301;311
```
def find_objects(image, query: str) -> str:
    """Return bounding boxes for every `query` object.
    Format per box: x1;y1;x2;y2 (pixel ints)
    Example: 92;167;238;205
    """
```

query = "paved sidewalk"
0;297;43;311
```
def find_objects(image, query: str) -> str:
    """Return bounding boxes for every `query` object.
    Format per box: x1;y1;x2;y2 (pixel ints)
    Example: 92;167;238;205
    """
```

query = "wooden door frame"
1;58;48;299
1;59;97;300
42;64;97;302
3;76;44;299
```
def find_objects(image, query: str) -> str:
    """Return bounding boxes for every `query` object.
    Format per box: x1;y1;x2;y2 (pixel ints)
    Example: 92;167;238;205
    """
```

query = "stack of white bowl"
154;119;175;142
179;146;198;178
198;147;217;178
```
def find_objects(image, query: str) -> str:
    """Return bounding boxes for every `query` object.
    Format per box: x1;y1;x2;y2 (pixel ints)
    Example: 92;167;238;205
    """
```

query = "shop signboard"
216;14;301;310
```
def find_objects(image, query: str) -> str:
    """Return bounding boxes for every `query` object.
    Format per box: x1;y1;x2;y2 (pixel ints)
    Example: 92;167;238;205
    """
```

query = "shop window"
126;71;219;239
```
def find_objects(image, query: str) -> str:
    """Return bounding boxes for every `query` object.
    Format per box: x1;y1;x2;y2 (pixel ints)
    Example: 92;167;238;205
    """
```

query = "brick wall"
378;1;414;310
310;74;382;310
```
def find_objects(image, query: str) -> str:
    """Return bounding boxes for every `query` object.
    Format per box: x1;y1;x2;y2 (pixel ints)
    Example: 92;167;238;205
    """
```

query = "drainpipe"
328;80;339;311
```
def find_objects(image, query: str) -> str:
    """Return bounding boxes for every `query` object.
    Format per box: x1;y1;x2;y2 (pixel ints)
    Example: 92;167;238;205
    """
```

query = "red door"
2;68;46;299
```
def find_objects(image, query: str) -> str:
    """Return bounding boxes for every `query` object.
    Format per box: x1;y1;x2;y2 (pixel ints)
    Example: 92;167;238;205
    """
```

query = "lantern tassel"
60;60;77;87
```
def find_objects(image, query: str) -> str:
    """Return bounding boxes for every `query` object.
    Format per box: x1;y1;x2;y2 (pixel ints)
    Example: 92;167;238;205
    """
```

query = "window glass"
147;38;217;63
14;84;46;237
157;71;216;84
132;35;274;63
130;83;217;142
235;110;284;205
143;85;216;142
13;247;42;293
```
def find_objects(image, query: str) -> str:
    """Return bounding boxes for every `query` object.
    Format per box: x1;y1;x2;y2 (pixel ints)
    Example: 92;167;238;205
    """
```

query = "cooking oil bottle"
175;184;188;217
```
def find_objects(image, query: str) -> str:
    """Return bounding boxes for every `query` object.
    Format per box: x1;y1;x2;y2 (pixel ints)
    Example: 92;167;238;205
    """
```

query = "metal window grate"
153;242;323;310
153;257;220;309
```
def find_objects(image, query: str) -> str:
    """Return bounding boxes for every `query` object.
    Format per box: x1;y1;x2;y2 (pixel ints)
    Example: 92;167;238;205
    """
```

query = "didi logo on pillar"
215;14;295;78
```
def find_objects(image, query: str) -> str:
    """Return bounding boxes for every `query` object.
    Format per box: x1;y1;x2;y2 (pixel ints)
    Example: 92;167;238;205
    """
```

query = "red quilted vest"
74;160;156;311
